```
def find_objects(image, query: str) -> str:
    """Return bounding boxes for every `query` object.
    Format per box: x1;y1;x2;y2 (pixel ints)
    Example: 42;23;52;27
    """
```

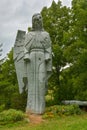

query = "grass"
0;113;87;130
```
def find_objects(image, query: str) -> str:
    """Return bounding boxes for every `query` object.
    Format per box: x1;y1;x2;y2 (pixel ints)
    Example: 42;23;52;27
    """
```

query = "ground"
0;113;87;130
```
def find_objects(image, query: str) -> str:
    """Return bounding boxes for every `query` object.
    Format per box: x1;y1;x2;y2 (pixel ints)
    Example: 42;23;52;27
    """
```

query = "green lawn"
0;114;87;130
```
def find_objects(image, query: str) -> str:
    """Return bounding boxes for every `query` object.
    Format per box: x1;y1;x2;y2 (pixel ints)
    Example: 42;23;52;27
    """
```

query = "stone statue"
13;13;52;114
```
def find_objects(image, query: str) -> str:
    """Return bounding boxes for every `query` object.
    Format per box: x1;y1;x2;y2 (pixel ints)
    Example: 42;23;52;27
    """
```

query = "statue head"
32;13;44;31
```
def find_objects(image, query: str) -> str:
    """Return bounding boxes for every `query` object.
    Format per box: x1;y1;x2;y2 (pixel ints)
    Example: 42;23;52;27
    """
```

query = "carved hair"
32;13;44;31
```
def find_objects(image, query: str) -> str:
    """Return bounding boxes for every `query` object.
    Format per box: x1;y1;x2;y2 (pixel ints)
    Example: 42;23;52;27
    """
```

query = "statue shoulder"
24;32;34;45
26;31;35;37
25;31;35;40
41;31;51;49
42;31;50;37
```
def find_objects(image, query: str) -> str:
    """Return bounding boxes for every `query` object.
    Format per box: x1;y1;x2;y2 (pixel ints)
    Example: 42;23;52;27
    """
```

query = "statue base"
26;112;44;124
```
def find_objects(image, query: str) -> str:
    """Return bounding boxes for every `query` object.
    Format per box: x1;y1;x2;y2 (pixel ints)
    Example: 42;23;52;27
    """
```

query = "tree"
1;0;87;109
41;0;71;104
0;43;3;68
41;0;87;103
0;49;27;111
61;0;87;100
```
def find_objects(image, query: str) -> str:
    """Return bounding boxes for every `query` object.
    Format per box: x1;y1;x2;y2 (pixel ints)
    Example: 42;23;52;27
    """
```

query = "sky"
0;0;71;58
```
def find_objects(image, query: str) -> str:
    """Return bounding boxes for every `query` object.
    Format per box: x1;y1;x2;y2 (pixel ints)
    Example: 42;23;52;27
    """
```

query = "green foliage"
41;0;71;104
1;114;87;130
0;0;87;111
61;0;87;101
10;90;27;111
41;0;87;104
0;104;5;112
0;49;27;111
43;105;82;119
0;109;25;125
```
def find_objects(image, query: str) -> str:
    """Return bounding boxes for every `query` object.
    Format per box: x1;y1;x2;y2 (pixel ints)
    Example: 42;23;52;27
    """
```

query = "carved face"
32;13;43;31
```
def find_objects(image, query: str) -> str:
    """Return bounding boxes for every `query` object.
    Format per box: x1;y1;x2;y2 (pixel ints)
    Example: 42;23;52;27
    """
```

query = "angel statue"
13;13;52;114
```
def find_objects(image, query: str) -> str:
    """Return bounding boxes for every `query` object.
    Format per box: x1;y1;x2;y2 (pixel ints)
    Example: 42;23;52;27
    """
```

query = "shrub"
0;109;25;125
0;104;5;112
43;105;82;119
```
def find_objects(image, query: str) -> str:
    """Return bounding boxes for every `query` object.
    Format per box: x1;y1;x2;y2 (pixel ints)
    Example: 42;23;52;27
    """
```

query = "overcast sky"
0;0;71;58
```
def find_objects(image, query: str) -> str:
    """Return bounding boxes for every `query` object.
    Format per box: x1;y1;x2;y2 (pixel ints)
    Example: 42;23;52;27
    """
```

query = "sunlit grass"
0;113;87;130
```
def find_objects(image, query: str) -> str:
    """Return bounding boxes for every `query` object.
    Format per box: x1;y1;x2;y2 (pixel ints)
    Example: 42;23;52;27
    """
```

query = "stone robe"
24;31;52;114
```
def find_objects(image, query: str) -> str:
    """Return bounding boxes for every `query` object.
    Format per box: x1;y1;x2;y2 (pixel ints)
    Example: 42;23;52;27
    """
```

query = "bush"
43;105;82;119
0;109;25;125
0;104;5;112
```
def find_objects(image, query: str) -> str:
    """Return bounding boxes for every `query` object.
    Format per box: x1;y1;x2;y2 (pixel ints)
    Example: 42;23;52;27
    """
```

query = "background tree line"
0;0;87;110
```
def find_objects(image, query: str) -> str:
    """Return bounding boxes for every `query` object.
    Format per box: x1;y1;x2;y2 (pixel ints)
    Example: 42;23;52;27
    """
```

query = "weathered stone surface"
62;100;87;106
14;13;52;114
